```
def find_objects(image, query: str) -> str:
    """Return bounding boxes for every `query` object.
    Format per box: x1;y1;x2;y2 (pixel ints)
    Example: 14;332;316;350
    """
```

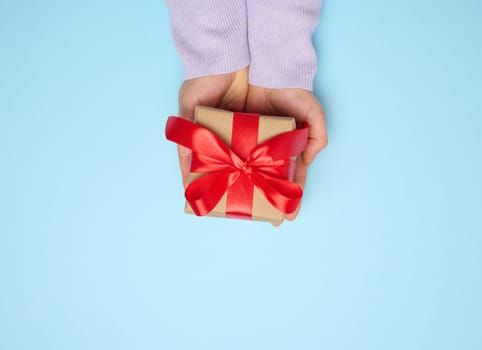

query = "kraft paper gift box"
165;106;307;224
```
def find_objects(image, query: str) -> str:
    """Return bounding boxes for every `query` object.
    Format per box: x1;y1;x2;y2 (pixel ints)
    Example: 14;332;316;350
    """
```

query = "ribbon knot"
237;161;252;175
165;115;308;218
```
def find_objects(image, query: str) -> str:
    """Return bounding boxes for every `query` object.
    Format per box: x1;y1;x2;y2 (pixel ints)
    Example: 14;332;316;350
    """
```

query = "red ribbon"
165;112;308;218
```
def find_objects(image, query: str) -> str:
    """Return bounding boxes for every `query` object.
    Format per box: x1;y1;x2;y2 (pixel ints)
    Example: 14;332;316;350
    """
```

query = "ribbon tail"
250;173;303;214
249;126;308;164
185;171;235;216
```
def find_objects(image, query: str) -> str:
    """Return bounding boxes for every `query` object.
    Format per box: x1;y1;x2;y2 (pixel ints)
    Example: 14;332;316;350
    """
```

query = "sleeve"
246;0;322;91
165;0;250;80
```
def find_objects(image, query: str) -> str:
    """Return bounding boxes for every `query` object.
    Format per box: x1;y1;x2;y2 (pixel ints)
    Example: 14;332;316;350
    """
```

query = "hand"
245;85;328;223
177;67;249;187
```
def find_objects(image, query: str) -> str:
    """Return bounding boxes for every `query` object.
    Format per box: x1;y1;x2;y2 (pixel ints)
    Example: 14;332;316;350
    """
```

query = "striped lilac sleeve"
247;0;322;91
165;0;250;80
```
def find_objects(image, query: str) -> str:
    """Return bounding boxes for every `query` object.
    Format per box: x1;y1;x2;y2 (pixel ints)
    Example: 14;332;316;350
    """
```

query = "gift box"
165;106;308;224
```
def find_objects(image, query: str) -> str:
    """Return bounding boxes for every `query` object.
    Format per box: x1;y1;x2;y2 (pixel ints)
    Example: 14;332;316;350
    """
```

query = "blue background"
1;0;481;349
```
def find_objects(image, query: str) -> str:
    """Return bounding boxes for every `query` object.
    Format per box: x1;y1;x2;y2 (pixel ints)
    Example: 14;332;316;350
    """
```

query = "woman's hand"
245;85;328;222
176;67;249;187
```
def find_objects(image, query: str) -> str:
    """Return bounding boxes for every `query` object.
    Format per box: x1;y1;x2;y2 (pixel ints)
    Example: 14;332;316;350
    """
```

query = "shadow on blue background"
1;1;481;349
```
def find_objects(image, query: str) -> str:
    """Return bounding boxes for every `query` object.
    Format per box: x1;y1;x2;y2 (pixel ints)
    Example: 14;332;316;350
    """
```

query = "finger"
178;79;217;119
303;104;328;166
178;90;197;121
177;82;197;188
271;220;283;227
177;145;191;188
286;157;308;221
268;90;327;165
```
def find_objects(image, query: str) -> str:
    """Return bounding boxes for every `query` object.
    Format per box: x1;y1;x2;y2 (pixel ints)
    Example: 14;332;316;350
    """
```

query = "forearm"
247;0;322;90
165;0;250;79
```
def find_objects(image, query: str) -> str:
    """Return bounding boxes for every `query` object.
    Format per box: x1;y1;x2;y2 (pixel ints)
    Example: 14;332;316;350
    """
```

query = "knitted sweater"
165;0;322;91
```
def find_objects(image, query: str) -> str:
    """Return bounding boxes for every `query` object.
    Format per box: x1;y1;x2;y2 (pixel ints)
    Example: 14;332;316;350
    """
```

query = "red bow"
165;115;308;218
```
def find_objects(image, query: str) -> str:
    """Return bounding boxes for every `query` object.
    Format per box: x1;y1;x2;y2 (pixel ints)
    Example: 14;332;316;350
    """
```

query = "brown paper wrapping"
185;106;296;223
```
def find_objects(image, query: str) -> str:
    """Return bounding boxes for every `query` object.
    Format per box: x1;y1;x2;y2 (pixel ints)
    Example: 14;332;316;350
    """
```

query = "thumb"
178;82;199;120
302;105;328;166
